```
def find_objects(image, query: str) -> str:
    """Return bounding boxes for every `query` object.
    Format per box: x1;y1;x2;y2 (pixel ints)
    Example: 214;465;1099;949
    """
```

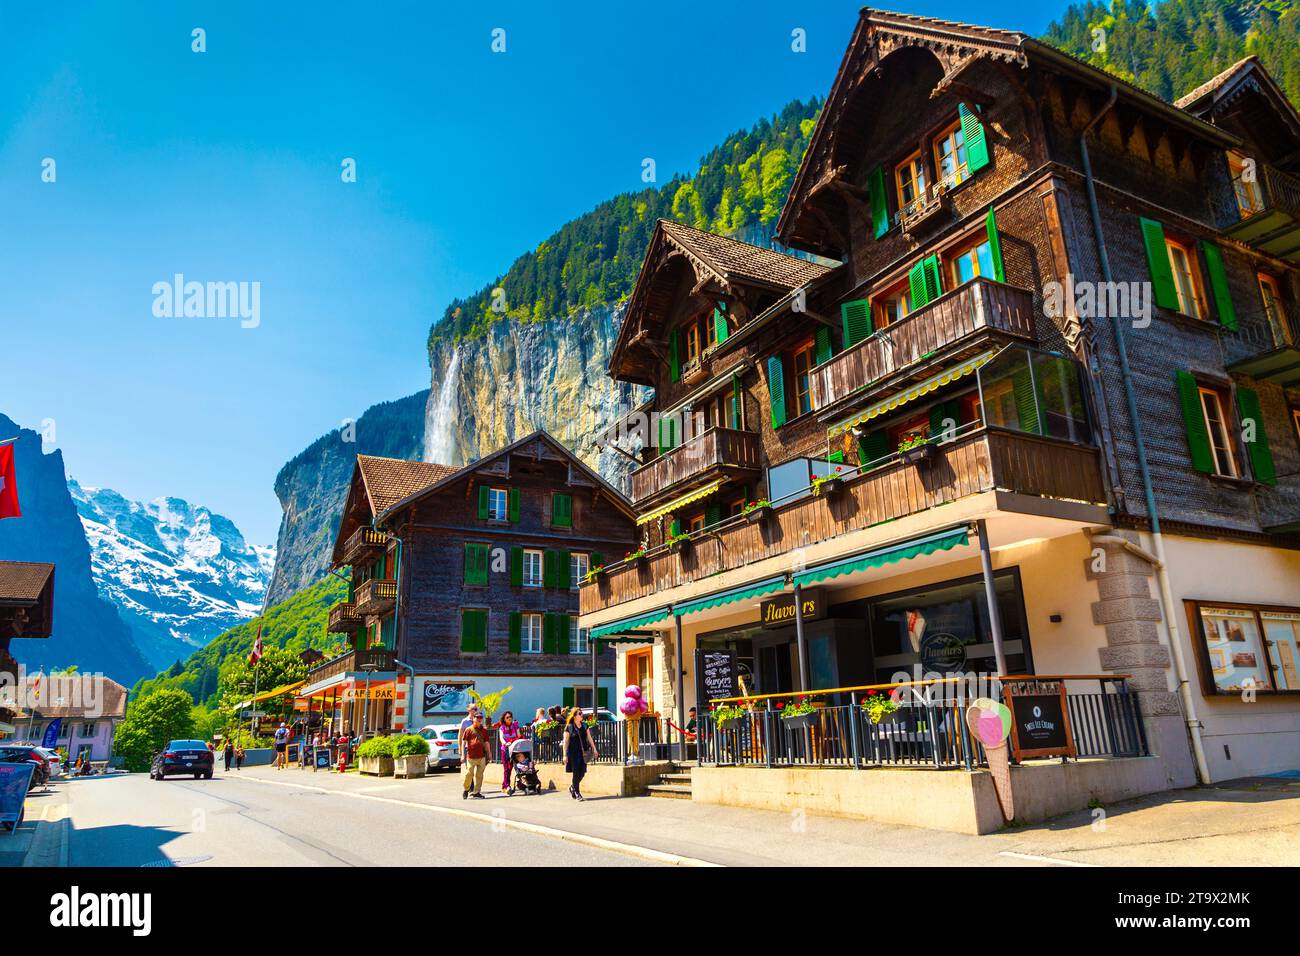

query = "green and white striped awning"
674;575;787;619
591;607;672;639
792;526;971;588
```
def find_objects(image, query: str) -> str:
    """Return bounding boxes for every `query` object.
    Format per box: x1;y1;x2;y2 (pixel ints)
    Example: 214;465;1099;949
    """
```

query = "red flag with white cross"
248;626;263;667
0;443;19;520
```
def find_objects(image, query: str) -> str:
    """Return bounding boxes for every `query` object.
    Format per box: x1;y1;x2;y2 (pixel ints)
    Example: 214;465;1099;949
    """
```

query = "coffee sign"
760;588;826;629
422;680;475;716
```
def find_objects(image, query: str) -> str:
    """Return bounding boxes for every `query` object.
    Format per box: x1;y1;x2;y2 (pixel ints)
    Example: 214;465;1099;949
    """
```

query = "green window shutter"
542;614;559;655
959;103;989;174
840;299;873;348
1139;218;1180;311
557;617;571;655
1012;367;1042;435
591;551;603;569
714;305;729;344
562;687;575;708
704;504;722;526
597;687;609;709
461;609;486;653
858;429;890;467
668;417;677;448
814;326;833;365
509;546;523;587
731;372;741;429
923;255;943;302
669;328;681;382
868;166;888;239
464;543;487;586
508;612;522;654
477;485;489;520
543;549;558;589
558;550;572;589
657;416;668;454
908;260;930;309
1236;387;1276;485
930;400;960;441
1176;371;1215;474
985;207;1005;283
507;488;520;523
767;355;787;428
552;493;572;527
826;450;844;464
669;519;681;538
1200;241;1237;331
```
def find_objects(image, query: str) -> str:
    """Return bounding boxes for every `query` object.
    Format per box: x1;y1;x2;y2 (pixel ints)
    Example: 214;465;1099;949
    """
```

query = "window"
895;152;927;214
521;613;543;654
1198;386;1239;478
687;513;706;534
1259;273;1291;344
1228;151;1264;218
875;283;910;328
522;549;543;587
948;238;996;286
570;552;588;590
1165;238;1207;320
1190;601;1300;695
933;120;968;188
792;341;816;417
487;488;508;522
570;617;589;655
627;647;653;709
1292;407;1300;446
80;723;95;737
685;323;701;365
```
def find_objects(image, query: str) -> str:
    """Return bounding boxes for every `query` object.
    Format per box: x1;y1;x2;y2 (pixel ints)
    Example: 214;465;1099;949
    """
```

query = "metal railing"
530;716;668;765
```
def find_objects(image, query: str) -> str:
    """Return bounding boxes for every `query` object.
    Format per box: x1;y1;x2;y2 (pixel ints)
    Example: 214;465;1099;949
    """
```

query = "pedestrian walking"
336;731;351;773
223;739;234;772
561;707;597;801
234;745;245;771
273;722;290;769
497;711;522;792
460;712;490;800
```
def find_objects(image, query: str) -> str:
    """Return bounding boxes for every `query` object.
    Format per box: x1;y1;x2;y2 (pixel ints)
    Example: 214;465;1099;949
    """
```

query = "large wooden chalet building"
307;431;637;734
581;8;1300;785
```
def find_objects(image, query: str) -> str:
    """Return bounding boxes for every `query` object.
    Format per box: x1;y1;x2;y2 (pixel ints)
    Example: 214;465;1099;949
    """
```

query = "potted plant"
667;531;691;556
811;465;847;498
861;689;902;724
898;433;934;465
741;499;772;524
778;696;819;731
624;548;648;570
391;733;431;778
356;735;395;776
585;564;606;584
710;703;748;732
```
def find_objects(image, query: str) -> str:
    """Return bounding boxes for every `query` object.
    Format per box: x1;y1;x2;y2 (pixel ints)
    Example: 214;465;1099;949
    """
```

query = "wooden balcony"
1227;309;1300;387
307;646;397;684
1224;165;1300;264
631;427;762;505
326;601;362;633
582;428;1104;615
339;526;387;568
811;278;1036;414
353;578;397;617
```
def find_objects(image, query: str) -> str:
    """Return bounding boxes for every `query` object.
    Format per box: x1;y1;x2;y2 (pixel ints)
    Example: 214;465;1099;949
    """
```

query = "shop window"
1259;273;1291;344
486;488;508;522
522;549;544;588
1228;151;1264;218
570;617;589;655
1198;385;1239;478
521;613;543;654
1190;602;1300;694
570;552;588;590
792;341;817;417
933;120;969;189
895;152;928;216
1165;236;1208;320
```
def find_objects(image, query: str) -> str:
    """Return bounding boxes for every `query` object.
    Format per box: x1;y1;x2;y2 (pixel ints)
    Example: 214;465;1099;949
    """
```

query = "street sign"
0;762;35;833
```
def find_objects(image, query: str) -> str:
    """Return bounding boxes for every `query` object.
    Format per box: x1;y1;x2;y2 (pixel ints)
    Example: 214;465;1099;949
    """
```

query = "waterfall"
424;348;461;465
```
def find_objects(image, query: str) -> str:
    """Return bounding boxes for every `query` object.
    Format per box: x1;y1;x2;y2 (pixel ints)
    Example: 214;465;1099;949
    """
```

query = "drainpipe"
1080;85;1211;785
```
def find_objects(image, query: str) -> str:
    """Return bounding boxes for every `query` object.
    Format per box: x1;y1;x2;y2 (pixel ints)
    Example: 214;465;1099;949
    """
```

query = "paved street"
5;762;1298;867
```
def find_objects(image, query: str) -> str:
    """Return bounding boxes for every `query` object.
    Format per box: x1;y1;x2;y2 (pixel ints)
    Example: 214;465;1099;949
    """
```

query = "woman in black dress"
561;707;597;801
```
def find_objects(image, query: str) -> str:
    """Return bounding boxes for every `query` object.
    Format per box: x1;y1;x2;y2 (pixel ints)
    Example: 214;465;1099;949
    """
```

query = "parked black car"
0;745;50;789
149;740;214;780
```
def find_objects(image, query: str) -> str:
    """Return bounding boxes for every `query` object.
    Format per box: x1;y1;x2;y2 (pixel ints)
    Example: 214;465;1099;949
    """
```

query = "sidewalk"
0;780;69;868
237;763;1300;866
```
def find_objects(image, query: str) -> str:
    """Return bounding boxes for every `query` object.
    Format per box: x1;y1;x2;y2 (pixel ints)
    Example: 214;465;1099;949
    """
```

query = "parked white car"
417;724;461;770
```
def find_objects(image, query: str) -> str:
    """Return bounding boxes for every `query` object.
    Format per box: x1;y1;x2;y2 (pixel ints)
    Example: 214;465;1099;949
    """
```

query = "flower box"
359;755;394;777
717;716;743;732
669;537;691;556
393;755;426;779
781;712;818;732
900;442;935;466
812;476;843;498
743;504;772;524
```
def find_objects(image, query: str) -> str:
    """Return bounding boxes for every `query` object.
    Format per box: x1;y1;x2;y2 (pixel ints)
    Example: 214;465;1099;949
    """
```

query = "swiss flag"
248;626;263;666
0;443;19;520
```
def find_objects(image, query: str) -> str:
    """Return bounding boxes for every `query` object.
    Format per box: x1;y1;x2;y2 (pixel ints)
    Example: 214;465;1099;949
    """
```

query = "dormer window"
1228;151;1264;218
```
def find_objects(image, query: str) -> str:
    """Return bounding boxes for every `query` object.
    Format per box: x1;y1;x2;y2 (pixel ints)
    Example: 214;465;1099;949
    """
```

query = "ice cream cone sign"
620;684;648;763
966;697;1015;823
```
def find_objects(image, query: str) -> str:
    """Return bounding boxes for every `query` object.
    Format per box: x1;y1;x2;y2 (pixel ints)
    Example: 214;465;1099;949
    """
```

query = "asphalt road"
62;771;656;867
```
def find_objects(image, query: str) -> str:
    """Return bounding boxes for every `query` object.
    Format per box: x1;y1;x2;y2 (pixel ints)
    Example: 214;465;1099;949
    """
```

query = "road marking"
998;850;1097;867
356;785;403;794
240;775;719;867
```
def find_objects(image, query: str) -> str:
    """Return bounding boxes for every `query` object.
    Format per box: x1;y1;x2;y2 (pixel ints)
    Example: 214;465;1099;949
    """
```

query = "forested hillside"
1044;0;1299;105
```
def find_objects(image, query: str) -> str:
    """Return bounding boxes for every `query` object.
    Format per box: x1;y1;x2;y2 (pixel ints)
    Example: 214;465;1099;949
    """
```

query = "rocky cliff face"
68;481;275;672
0;414;151;684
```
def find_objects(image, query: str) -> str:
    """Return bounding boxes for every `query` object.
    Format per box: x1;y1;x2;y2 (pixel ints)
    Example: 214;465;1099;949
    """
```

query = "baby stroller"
507;737;541;795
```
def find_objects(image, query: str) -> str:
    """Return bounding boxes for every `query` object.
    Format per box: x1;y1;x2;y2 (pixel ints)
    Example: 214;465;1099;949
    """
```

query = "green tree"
114;689;196;772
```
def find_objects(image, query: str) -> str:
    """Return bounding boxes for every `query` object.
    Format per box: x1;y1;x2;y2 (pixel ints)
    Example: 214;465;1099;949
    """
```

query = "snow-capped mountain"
68;480;275;672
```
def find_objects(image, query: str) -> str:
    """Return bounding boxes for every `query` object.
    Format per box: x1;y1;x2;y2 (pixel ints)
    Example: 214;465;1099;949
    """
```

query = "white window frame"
522;549;543;588
521;613;543;654
570;552;589;590
80;722;95;737
1199;386;1239;478
570;617;589;656
487;487;509;522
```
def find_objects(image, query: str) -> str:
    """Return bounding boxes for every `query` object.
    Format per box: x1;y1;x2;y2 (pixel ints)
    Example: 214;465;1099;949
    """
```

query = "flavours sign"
760;588;826;629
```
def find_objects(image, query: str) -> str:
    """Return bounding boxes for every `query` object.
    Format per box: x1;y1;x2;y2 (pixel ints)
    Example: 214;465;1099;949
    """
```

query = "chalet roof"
1173;55;1300;152
1175;57;1257;109
0;562;54;604
355;456;459;517
21;676;128;720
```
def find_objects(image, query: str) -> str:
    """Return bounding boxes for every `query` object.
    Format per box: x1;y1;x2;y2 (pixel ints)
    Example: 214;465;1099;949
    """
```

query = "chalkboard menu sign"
1006;683;1076;759
0;762;35;832
696;649;737;705
313;747;333;770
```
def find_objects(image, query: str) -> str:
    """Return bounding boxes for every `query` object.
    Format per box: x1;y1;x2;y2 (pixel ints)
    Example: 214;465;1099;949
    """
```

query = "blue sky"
0;2;1062;544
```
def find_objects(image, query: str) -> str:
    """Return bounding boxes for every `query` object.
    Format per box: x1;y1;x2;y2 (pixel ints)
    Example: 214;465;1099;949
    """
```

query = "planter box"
743;506;771;525
393;755;426;779
359;755;394;777
900;443;935;466
782;712;818;732
717;716;744;732
812;477;844;498
669;538;691;557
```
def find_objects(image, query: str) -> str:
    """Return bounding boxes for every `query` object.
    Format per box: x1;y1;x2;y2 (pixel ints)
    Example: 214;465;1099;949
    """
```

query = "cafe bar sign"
760;588;826;629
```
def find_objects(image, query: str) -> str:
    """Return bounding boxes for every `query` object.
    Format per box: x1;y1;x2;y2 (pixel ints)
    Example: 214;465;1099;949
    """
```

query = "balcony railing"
307;646;396;684
631;427;761;504
811;278;1035;413
582;427;1104;615
339;526;387;568
1225;165;1300;264
353;578;397;616
327;602;362;633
